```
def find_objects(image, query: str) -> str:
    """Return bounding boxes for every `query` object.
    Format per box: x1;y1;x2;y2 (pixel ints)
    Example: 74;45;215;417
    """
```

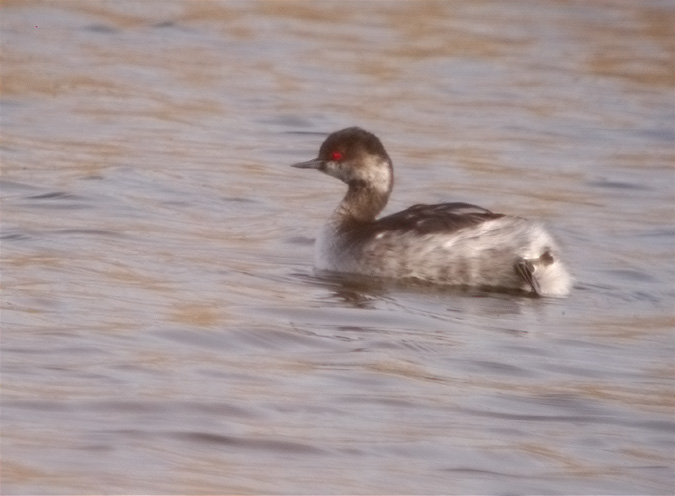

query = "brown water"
1;1;674;494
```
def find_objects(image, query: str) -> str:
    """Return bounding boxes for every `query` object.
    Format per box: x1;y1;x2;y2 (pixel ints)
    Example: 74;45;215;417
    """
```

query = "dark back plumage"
372;202;504;235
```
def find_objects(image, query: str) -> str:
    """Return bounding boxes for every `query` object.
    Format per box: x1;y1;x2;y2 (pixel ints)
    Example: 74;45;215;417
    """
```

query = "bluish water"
2;1;673;494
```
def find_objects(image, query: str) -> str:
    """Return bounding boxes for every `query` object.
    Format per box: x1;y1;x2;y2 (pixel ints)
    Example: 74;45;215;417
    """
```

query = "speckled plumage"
292;127;572;296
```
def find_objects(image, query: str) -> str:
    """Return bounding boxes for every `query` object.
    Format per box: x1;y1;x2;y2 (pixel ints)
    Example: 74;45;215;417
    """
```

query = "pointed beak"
291;158;323;169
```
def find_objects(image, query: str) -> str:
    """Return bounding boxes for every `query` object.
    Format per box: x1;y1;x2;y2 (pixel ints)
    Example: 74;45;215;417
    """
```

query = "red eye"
331;151;343;161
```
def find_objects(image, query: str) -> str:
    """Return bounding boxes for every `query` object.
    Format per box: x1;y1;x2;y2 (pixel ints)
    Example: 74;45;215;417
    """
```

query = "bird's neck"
332;180;390;225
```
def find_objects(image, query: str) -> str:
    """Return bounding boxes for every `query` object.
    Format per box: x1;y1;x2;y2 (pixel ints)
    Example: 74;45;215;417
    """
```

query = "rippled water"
2;1;674;494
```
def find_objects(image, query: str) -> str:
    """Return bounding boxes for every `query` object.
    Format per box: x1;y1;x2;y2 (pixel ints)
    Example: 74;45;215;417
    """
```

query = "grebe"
292;127;572;296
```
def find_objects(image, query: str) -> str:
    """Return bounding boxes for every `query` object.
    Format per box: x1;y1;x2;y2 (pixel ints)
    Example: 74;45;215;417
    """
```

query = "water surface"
1;1;674;494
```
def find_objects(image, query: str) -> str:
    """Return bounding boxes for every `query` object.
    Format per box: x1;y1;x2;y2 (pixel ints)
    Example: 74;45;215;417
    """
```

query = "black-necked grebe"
292;127;572;296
